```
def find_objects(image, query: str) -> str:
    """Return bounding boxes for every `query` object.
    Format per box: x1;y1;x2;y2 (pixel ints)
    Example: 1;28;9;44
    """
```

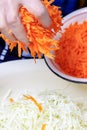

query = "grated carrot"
41;124;47;130
23;95;43;112
0;0;62;59
9;98;14;103
54;21;87;78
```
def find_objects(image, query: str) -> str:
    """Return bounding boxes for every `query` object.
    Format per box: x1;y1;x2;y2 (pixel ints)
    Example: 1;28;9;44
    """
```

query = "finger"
1;27;17;42
9;18;29;44
0;8;7;29
21;0;51;27
3;0;29;44
0;6;16;41
5;0;19;24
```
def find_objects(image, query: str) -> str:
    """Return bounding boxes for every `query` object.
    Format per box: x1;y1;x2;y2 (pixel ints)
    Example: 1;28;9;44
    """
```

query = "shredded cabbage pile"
0;92;87;130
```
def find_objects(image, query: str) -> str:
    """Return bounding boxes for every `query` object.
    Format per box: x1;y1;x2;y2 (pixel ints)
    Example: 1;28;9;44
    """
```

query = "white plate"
0;59;87;102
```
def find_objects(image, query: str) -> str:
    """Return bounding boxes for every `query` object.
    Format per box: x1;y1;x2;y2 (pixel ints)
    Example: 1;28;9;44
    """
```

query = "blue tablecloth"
52;0;79;16
0;38;34;63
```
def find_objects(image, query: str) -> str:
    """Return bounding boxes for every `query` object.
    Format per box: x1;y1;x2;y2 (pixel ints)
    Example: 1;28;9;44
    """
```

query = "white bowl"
44;7;87;84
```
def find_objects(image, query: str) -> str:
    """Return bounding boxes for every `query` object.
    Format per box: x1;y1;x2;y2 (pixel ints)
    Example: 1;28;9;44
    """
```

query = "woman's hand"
0;0;51;44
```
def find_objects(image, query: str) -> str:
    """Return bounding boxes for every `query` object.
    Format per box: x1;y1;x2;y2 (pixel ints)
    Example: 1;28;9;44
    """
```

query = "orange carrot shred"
54;21;87;78
41;124;47;130
9;98;14;103
23;95;43;112
0;0;62;59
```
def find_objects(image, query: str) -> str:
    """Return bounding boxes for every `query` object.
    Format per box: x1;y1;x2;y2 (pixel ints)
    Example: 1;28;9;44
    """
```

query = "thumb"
21;0;51;27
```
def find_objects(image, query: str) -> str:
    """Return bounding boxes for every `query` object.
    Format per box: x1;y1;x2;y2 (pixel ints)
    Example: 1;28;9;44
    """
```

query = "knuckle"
7;14;17;24
0;22;6;30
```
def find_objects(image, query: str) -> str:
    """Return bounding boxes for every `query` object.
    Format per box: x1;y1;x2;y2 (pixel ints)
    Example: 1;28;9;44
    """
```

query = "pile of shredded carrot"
0;0;62;59
54;21;87;78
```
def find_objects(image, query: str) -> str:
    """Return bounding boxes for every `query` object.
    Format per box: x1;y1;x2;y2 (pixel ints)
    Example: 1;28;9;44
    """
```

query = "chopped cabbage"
0;92;87;130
